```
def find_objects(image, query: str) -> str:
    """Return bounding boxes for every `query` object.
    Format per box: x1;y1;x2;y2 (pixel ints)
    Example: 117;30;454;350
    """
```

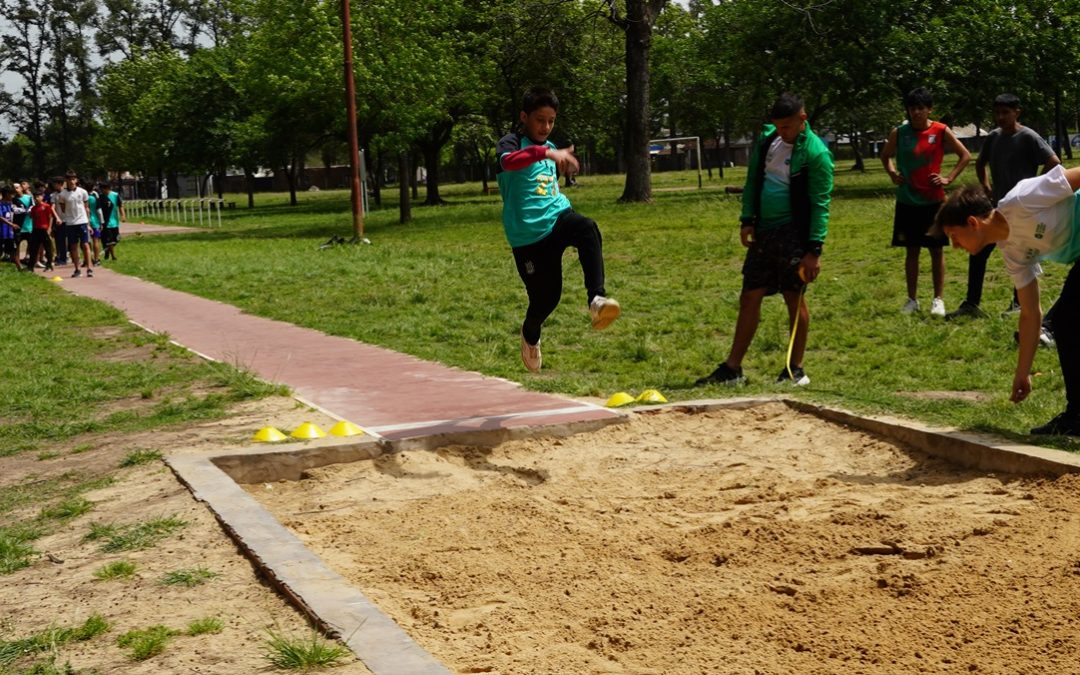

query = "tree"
604;0;667;203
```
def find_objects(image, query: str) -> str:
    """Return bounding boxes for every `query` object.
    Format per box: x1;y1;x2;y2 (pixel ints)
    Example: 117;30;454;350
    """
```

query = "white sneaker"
930;297;946;317
1040;327;1056;348
520;331;541;373
901;298;920;314
589;295;621;330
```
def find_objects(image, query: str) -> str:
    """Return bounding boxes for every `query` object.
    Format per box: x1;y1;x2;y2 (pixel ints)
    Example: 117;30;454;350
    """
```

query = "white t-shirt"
998;164;1080;288
56;186;90;225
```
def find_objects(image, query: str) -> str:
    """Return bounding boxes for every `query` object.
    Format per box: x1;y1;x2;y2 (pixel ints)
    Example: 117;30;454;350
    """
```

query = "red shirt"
30;203;55;230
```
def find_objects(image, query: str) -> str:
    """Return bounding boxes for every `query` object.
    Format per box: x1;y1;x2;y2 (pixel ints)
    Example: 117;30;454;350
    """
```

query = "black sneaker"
86;267;93;278
946;301;988;320
1031;411;1080;436
71;268;81;278
695;363;746;386
776;366;810;386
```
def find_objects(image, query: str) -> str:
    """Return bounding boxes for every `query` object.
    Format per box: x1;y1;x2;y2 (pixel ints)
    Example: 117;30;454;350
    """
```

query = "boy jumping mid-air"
496;87;620;372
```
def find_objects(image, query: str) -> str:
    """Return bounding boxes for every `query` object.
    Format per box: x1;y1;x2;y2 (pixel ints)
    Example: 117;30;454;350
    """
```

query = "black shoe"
776;366;810;386
945;301;988;320
695;363;746;386
1031;411;1080;436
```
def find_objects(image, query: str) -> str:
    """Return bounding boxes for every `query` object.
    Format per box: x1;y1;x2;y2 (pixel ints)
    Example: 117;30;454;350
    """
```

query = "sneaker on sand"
776;366;810;386
1002;299;1021;316
695;363;746;386
520;332;541;373
589;295;621;330
1031;410;1080;436
930;297;946;317
945;301;988;320
71;268;81;278
901;298;920;314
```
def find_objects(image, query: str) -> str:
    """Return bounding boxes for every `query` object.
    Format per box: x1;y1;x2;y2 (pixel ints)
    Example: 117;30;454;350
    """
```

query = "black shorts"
892;201;947;248
742;226;805;295
1;238;15;257
102;228;119;246
65;223;89;247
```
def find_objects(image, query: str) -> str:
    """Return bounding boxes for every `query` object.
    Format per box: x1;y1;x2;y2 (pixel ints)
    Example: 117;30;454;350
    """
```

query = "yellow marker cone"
290;422;327;439
253;426;287;443
605;392;635;408
51;276;63;282
328;420;365;437
636;389;668;404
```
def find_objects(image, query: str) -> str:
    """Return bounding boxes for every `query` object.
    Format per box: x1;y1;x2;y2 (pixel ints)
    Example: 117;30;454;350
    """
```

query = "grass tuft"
86;516;187;552
38;497;94;522
116;625;179;661
0;615;109;667
160;566;217;587
263;629;349;670
186;617;224;636
118;449;163;467
93;560;137;580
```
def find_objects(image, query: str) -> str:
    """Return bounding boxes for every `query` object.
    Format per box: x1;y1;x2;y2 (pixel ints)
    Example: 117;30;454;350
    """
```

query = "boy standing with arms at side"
934;165;1080;435
55;171;93;277
947;93;1059;320
27;191;57;273
696;93;834;386
99;182;124;261
496;87;620;372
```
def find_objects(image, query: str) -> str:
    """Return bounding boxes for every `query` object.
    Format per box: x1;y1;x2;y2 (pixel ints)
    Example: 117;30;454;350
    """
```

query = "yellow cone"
328;420;365;437
51;276;63;282
290;422;327;439
605;392;636;408
253;426;287;443
636;389;668;404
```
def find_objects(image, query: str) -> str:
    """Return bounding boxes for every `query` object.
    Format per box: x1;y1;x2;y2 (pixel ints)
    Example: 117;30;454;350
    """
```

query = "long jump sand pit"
245;403;1080;673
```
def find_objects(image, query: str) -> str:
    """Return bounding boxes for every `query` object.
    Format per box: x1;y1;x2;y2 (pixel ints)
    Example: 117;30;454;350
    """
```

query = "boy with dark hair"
933;165;1080;434
99;182;124;260
948;93;1060;321
47;177;67;265
881;87;971;316
496;86;620;373
696;93;834;386
55;171;93;277
0;187;21;270
27;191;57;273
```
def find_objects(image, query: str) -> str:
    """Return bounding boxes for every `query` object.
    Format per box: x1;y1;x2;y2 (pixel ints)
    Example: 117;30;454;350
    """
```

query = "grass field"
37;159;1080;448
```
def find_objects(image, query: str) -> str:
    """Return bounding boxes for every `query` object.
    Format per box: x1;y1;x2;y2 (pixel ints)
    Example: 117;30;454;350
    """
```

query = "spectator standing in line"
881;87;971;317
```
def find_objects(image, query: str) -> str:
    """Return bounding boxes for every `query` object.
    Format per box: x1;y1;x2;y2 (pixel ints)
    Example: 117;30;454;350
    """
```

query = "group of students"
0;171;125;276
496;86;1080;437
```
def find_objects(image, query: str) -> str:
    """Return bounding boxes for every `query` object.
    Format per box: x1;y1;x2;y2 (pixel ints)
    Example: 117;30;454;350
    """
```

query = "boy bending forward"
934;165;1080;434
496;87;620;372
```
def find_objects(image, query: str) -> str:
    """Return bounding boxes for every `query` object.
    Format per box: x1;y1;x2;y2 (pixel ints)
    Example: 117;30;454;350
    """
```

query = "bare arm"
1043;154;1062;173
975;153;990;195
880;128;902;185
934;127;971;187
1064;166;1080;191
1012;280;1042;403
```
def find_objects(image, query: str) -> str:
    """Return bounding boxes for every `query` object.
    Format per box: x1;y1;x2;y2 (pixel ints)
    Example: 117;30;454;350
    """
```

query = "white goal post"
648;136;703;189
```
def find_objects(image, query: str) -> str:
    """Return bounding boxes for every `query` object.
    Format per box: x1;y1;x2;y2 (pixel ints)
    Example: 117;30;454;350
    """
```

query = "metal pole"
341;0;366;241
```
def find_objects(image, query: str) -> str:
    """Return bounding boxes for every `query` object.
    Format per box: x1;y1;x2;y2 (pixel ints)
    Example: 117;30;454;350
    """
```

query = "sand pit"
247;403;1080;674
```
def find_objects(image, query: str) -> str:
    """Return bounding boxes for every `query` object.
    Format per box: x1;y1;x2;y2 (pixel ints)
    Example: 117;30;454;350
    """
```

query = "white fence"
125;198;227;228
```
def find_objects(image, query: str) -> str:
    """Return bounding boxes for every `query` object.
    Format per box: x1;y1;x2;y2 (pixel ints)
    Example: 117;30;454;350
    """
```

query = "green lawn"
70;161;1080;448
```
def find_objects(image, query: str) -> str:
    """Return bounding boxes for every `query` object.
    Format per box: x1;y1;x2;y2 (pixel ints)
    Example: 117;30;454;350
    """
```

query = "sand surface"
249;403;1080;674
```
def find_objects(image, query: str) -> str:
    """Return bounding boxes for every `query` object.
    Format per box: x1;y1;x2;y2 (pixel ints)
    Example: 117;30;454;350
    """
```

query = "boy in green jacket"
698;93;834;386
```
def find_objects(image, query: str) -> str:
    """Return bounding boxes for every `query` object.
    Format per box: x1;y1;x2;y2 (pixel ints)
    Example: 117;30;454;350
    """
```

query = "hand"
547;146;579;176
739;225;755;247
799;252;821;283
929;173;950;187
889;172;904;186
1010;371;1031;403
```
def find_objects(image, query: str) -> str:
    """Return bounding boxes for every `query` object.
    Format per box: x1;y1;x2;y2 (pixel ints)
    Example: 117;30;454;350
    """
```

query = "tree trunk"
244;167;256;208
613;0;665;203
411;150;420;200
418;121;454;206
1056;91;1073;160
369;149;382;207
851;126;865;172
284;163;298;206
398;152;411;224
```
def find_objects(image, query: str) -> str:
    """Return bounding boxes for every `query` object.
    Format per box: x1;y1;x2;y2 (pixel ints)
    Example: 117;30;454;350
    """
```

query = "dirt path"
250;403;1080;674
